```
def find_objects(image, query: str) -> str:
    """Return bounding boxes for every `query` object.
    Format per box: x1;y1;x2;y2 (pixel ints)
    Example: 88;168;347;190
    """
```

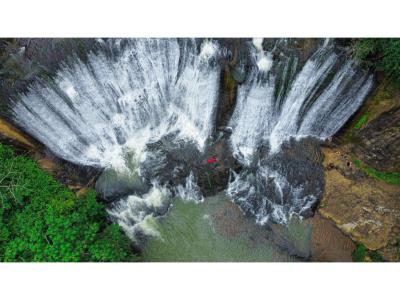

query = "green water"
142;194;312;262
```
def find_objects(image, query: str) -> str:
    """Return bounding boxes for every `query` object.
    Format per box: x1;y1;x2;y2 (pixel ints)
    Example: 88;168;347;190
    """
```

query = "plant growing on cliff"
352;244;385;262
352;244;366;262
353;38;400;85
353;113;369;130
0;144;137;262
353;158;400;186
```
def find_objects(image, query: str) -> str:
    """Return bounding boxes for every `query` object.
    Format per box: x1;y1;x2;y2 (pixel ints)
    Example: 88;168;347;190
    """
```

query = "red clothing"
207;157;217;164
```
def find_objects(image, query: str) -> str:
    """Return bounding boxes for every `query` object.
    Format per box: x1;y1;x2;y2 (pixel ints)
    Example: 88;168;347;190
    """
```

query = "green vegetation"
353;158;400;186
352;243;366;262
353;38;400;85
341;80;397;143
353;113;369;130
397;240;400;262
0;144;137;262
368;250;385;262
352;243;385;262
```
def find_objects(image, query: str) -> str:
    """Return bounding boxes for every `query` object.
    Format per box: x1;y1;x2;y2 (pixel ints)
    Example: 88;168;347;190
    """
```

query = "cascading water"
227;39;374;224
10;38;221;240
11;39;220;170
9;38;374;242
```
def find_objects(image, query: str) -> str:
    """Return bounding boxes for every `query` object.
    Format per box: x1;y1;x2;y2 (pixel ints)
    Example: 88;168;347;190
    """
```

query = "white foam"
175;171;204;202
200;40;219;60
229;41;374;161
257;52;273;73
107;184;170;240
252;38;264;52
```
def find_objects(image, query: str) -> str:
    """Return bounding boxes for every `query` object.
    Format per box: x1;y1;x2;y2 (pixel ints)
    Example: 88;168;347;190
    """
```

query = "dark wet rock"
231;63;247;83
217;126;233;134
354;106;400;172
140;136;203;188
296;39;319;63
195;137;242;196
215;62;238;129
212;198;311;260
95;167;150;201
0;38;96;102
304;212;356;262
228;138;325;223
214;39;252;129
138;133;241;198
17;38;95;72
280;137;325;165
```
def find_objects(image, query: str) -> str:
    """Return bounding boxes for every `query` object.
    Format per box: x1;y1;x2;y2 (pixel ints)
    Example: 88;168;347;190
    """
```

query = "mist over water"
10;38;374;242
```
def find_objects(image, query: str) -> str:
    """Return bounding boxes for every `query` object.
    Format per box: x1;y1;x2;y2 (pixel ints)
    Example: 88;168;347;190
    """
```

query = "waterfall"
11;38;220;171
9;38;374;239
107;183;170;240
10;38;221;241
227;39;374;224
230;39;373;162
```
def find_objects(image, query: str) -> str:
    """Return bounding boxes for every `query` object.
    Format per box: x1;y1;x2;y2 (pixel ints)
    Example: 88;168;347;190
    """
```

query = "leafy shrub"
352;243;385;262
368;250;385;262
0;144;137;262
352;244;366;262
353;38;400;85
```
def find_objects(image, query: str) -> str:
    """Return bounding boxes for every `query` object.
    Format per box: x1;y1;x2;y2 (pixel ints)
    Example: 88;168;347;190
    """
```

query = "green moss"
373;82;396;103
342;112;369;142
353;158;400;185
225;70;236;91
368;250;385;262
353;113;369;130
352;243;385;262
341;79;398;144
352;244;366;262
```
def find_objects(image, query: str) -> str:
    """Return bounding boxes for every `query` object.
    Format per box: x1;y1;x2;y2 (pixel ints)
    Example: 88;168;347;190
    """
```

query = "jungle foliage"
353;38;400;85
0;144;137;262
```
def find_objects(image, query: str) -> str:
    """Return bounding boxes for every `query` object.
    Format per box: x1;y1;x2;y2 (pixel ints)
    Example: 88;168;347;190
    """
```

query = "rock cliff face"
305;212;356;262
0;118;35;148
354;106;400;172
319;147;400;258
0;38;95;101
315;77;400;261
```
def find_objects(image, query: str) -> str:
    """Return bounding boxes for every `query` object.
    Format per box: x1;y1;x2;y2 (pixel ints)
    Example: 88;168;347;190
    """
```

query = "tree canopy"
353;38;400;85
0;144;137;262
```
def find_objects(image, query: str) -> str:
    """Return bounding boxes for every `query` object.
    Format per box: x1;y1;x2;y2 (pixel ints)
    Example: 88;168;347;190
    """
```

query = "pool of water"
142;194;313;262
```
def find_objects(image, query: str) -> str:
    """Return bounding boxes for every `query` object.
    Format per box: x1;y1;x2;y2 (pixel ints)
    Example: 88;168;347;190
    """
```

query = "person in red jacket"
206;156;218;164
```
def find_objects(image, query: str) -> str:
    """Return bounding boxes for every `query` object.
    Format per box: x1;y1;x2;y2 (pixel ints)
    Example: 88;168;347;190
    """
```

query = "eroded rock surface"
305;213;356;262
0;117;35;148
354;106;400;172
319;147;400;258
